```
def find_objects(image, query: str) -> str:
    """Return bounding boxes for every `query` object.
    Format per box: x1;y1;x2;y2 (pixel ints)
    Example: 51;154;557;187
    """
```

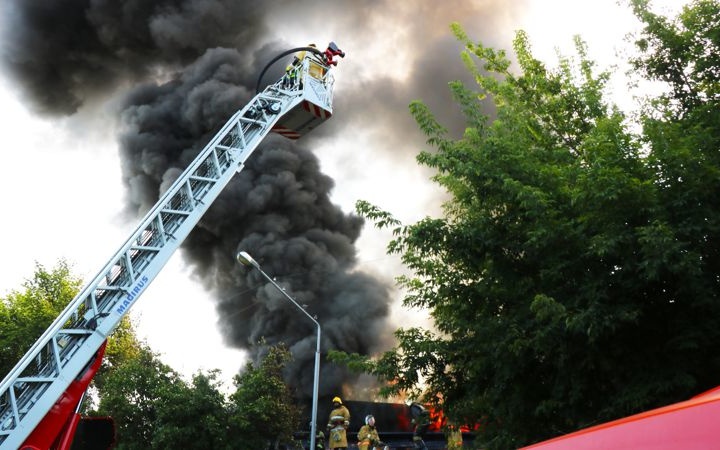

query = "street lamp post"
236;251;321;450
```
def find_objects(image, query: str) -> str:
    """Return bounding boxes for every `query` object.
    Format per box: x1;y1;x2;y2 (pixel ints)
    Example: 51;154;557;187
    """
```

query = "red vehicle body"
20;342;107;450
522;386;720;449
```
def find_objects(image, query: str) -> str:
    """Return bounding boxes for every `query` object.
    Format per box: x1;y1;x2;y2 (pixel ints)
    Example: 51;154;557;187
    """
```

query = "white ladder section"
0;57;334;450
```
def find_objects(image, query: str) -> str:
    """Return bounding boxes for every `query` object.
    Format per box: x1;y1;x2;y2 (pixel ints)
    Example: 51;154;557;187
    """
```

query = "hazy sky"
0;0;687;393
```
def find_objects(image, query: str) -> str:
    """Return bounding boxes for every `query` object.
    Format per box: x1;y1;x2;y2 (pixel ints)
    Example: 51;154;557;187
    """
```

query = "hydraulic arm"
0;51;336;450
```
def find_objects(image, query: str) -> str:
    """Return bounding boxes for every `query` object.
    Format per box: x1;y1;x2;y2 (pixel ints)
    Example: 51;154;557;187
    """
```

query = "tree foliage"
149;370;230;449
0;260;82;377
229;344;301;450
96;347;183;449
0;260;146;391
96;342;303;450
1;262;303;448
340;1;720;448
630;0;720;117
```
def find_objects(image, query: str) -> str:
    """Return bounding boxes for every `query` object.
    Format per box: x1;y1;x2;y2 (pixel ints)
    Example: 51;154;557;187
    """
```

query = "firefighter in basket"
327;396;351;449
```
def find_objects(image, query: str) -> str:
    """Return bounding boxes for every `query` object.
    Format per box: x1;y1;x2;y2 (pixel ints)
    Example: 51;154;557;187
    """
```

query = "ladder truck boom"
0;48;338;450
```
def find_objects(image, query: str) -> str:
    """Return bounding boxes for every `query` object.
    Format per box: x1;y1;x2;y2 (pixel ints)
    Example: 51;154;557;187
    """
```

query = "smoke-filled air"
0;0;527;405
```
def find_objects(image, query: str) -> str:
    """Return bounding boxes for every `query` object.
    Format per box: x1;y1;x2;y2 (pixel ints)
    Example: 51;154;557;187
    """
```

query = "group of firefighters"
282;42;345;90
315;397;432;450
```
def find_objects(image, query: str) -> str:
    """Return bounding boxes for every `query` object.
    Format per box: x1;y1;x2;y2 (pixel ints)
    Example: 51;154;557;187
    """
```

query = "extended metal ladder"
0;55;334;450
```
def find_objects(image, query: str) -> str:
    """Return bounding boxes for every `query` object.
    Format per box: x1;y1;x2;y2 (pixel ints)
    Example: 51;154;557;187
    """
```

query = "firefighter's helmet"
332;396;342;404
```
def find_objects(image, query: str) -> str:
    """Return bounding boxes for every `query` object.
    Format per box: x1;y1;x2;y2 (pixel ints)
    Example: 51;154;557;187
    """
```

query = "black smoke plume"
117;46;394;399
1;0;523;407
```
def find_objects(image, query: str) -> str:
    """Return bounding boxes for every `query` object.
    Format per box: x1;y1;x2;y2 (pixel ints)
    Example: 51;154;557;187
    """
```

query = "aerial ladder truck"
0;44;343;450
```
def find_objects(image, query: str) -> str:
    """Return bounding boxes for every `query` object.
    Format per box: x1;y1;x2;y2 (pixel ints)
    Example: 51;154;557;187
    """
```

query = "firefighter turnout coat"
357;424;381;450
327;405;351;449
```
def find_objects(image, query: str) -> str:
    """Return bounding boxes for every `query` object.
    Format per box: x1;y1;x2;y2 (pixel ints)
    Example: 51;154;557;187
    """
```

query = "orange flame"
426;405;447;432
424;405;481;433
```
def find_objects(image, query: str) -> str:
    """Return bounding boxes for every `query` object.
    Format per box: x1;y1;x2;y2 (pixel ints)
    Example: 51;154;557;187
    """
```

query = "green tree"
96;346;183;450
0;262;305;448
334;2;720;448
0;261;173;444
90;314;146;398
0;260;82;377
630;0;720;117
0;261;147;389
152;370;231;450
228;344;301;450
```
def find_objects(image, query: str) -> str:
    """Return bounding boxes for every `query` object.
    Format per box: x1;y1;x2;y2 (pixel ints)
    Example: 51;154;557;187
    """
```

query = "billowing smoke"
117;45;393;399
1;0;265;115
1;0;526;405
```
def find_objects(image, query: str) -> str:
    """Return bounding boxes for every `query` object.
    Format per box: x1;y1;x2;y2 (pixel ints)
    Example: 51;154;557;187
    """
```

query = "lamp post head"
236;251;258;268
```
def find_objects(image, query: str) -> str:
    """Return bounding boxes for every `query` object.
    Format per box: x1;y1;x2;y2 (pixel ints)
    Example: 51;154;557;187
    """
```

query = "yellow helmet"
332;396;342;404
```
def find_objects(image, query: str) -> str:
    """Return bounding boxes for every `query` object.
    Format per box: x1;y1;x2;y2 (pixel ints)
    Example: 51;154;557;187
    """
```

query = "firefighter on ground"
410;402;430;450
313;423;326;450
327;396;351;449
358;414;384;450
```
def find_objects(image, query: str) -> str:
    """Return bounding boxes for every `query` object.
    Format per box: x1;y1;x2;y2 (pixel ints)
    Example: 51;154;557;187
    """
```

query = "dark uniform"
410;403;430;450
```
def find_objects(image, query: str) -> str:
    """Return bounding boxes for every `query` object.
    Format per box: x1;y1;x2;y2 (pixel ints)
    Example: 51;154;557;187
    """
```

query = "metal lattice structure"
0;55;334;450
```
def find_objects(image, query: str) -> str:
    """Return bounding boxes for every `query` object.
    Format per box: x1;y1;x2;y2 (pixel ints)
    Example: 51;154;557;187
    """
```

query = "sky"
0;0;688;397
